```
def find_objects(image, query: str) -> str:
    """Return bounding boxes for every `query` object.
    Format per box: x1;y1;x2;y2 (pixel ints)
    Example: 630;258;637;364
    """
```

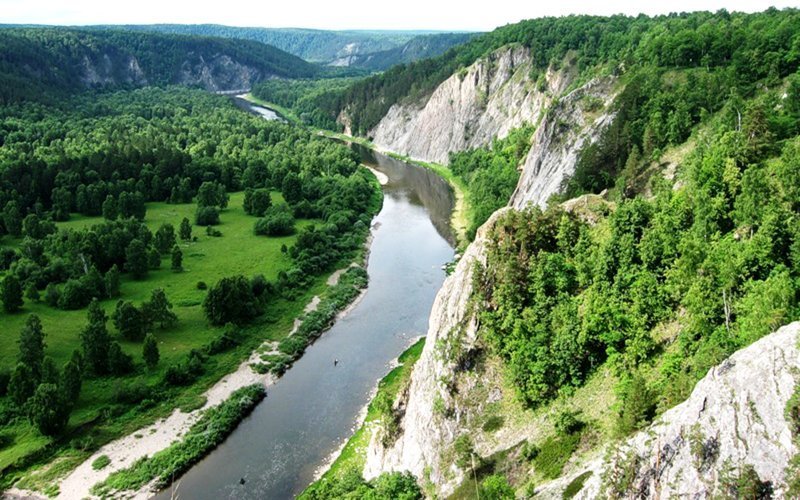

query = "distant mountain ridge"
71;24;478;70
0;27;318;103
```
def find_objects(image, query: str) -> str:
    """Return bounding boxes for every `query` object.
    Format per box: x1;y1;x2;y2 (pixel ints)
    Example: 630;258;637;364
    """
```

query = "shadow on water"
153;130;454;500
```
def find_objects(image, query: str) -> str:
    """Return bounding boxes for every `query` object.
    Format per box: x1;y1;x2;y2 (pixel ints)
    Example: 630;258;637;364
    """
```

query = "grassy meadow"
0;191;331;484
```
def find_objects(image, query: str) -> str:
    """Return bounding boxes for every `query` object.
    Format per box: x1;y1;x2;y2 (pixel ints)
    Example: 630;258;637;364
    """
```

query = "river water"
153;104;455;499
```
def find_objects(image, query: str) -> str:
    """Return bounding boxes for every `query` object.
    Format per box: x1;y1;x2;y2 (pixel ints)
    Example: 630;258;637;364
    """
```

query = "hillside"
0;27;318;103
77;24;474;70
300;8;800;498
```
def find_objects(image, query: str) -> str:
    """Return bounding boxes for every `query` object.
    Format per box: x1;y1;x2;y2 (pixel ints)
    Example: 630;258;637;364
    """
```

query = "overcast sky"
2;0;797;31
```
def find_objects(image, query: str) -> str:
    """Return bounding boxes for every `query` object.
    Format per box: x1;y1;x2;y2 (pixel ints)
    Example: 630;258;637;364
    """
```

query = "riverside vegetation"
0;84;380;492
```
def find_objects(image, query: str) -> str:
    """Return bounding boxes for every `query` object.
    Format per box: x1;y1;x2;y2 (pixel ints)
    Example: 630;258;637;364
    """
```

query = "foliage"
202;275;262;326
475;87;800;410
449;124;535;238
142;333;159;369
0;27;318;104
91;455;111;471
324;9;800;135
302;466;421;500
480;474;515;500
1;275;23;313
141;289;178;330
112;301;146;341
17;315;46;381
79;301;111;375
93;385;265;494
533;433;581;480
26;383;70;436
254;204;296;236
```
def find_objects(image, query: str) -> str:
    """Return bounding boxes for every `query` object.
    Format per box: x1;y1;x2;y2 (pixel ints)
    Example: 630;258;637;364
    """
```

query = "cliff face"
368;46;575;164
363;59;618;495
536;322;800;499
78;51;266;92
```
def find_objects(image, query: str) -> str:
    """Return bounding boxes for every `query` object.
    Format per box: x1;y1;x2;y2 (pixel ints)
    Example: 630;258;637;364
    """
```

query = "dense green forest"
475;65;800;426
0;28;318;104
0;86;379;483
252;78;362;130
300;9;799;135
449;125;536;239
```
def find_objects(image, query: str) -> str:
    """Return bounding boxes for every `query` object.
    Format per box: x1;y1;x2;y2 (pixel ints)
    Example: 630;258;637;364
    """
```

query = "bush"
196;281;207;290
93;385;266;494
480;474;515;500
203;328;240;355
92;455;111;470
195;206;220;226
482;415;505;433
0;369;10;397
163;351;204;386
553;410;585;436
254;204;296;236
616;374;655;436
113;382;157;405
532;433;581;479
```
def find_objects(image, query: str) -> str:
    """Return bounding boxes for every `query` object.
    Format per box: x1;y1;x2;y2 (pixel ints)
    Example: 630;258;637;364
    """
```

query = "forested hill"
80;25;475;70
317;8;800;135
0;27;319;103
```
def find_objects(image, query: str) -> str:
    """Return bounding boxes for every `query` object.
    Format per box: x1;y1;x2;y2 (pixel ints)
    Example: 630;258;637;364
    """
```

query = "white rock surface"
363;50;618;496
511;76;617;209
369;46;572;164
536;321;800;499
364;207;508;494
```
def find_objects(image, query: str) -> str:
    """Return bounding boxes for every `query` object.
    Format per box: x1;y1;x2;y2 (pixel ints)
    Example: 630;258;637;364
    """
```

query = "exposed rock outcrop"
177;54;263;92
363;47;619;497
536;321;800;499
369;46;574;164
511;76;617;209
363;207;508;493
78;51;270;92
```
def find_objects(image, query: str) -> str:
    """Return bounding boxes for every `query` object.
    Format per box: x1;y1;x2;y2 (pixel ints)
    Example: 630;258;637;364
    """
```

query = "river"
153;102;455;499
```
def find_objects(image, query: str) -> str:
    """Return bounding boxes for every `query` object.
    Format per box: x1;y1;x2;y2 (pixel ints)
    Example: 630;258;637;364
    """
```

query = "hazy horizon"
2;0;797;32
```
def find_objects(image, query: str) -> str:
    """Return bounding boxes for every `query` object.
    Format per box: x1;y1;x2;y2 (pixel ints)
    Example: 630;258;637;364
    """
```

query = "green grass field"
0;191;331;482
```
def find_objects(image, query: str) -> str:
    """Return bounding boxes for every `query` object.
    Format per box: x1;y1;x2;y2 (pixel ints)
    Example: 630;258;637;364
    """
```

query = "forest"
297;8;800;135
0;86;380;485
0;27;319;104
475;54;800;432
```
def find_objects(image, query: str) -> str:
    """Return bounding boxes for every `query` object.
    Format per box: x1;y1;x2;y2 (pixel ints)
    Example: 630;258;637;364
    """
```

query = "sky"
1;0;797;31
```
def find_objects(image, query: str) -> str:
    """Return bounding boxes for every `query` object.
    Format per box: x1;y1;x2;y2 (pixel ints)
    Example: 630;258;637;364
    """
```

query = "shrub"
92;455;111;470
480;474;515;500
93;385;265;494
553;409;585;436
195;206;220;226
196;281;207;290
533;433;581;479
254;205;295;236
482;415;505;433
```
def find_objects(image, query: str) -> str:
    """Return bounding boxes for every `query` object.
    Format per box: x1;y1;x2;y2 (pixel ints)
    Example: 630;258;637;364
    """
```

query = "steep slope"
536;322;800;499
363;73;618;496
348;9;800;499
0;28;318;103
368;46;572;164
331;33;476;70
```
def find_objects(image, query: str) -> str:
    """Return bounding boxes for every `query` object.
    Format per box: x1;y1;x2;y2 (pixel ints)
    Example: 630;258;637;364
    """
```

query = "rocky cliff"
368;46;575;164
79;51;266;92
363;55;618;495
536;321;800;499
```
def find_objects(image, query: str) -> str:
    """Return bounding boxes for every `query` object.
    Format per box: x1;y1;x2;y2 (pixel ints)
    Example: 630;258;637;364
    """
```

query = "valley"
1;6;800;500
